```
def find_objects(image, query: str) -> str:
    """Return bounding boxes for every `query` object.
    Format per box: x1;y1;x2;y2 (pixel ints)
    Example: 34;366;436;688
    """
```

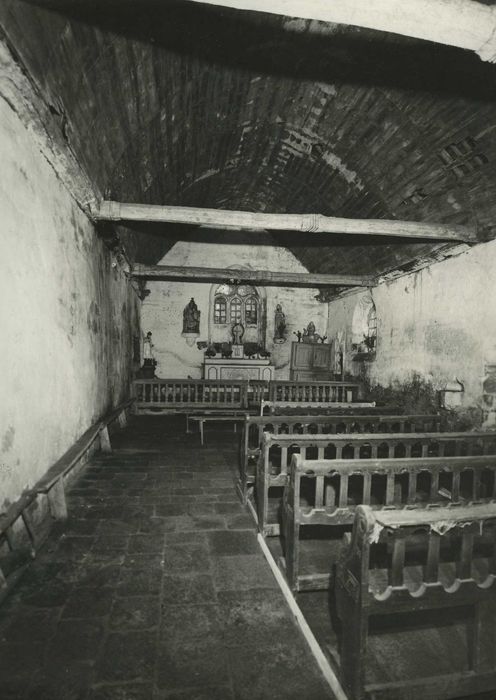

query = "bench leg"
200;420;204;446
99;425;112;453
118;409;127;429
186;414;190;433
47;478;68;520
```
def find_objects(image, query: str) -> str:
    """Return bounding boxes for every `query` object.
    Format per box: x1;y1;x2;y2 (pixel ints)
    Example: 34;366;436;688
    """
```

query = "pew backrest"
339;503;496;603
263;430;496;477
287;453;496;525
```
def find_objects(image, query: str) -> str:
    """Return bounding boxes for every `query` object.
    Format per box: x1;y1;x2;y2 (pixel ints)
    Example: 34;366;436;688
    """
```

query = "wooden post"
99;425;112;453
47;479;68;521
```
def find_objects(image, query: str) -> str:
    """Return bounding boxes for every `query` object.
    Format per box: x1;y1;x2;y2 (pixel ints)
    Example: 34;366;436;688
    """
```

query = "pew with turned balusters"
257;430;496;538
336;503;496;700
281;448;496;592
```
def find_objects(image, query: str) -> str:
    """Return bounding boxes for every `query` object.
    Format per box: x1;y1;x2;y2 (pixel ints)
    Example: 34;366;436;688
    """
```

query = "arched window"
214;296;227;324
352;294;377;354
230;296;242;323
245;296;258;325
213;284;260;327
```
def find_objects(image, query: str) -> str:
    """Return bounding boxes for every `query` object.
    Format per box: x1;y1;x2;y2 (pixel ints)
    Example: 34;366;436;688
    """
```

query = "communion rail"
268;380;363;403
133;379;249;413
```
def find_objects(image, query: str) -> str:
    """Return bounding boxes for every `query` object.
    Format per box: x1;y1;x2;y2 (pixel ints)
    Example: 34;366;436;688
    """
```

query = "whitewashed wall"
141;240;329;379
0;98;139;511
327;240;496;406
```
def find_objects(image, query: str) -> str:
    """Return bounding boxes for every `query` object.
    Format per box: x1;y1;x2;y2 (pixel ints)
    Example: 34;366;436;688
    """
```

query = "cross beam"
91;201;476;243
131;264;373;287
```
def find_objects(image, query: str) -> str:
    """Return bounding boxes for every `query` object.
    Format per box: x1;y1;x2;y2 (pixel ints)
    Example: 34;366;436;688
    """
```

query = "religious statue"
301;321;322;344
231;322;245;345
143;332;154;361
274;304;287;343
182;298;200;334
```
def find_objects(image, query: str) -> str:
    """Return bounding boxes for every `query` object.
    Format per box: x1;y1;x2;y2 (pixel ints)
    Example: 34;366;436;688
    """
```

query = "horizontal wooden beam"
91;201;476;243
186;0;496;63
131;264;373;287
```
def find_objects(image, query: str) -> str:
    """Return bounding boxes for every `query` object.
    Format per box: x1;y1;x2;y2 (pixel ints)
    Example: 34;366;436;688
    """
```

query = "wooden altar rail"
336;504;496;700
134;379;249;413
259;431;496;537
0;398;134;604
133;378;366;414
269;380;362;403
239;413;443;503
283;453;496;593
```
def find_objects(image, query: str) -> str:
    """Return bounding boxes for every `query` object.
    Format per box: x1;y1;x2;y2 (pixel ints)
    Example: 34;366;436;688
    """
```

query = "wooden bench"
282;452;496;592
336;503;496;700
258;430;496;537
188;413;249;445
0;398;133;603
239;413;442;503
260;400;376;416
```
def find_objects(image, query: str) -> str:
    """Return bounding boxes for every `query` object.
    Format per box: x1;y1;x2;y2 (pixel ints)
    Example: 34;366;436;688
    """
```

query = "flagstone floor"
0;416;332;700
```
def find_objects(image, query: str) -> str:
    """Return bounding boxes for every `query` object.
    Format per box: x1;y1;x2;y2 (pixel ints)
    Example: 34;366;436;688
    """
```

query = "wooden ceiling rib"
1;1;496;276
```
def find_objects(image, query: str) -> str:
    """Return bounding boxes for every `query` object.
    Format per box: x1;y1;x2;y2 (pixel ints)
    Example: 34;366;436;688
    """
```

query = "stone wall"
0;98;140;511
141;239;328;379
327;240;496;409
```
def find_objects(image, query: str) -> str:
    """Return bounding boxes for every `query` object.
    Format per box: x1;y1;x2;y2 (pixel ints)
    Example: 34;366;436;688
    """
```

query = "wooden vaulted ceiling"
2;0;496;277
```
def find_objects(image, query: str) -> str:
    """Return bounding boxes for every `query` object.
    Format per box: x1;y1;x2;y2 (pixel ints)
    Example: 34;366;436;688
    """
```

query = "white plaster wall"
141;240;328;378
0;98;139;510
327;241;496;405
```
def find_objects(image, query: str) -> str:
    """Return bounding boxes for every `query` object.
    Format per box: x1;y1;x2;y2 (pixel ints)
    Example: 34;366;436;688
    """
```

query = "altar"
203;357;274;381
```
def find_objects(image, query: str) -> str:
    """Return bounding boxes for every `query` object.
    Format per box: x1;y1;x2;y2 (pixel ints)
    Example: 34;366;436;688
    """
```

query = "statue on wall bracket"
182;297;201;346
273;304;287;344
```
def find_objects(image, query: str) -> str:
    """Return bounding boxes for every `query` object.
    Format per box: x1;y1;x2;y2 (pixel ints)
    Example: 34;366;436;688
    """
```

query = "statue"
143;332;154;361
231;322;245;345
274;304;287;343
183;298;200;334
302;321;321;344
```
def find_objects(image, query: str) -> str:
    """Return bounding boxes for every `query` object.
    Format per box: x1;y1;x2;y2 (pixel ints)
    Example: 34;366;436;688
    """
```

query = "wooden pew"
259;431;496;537
282;452;496;592
261;400;376;415
336;503;496;700
0;398;134;604
239;413;443;503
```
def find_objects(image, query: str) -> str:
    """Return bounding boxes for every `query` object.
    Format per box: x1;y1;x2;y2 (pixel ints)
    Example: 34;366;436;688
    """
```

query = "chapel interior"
3;1;496;699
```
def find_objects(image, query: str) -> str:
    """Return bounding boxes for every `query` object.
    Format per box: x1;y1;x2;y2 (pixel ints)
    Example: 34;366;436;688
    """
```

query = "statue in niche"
274;304;287;344
183;298;200;334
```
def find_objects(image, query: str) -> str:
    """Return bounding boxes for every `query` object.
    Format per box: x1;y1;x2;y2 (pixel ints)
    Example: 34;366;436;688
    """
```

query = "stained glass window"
214;296;227;324
245;296;258;325
230;296;242;323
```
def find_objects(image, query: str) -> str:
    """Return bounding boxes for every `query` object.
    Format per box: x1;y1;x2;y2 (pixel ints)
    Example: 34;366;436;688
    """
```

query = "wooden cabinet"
290;341;334;380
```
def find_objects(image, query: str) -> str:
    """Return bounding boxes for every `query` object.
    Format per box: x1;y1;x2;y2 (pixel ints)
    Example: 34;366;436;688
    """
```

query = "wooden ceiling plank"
92;200;476;242
131;264;373;287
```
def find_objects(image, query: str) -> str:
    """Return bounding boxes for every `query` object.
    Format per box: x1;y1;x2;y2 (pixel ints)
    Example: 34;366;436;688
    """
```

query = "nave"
0;416;331;700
